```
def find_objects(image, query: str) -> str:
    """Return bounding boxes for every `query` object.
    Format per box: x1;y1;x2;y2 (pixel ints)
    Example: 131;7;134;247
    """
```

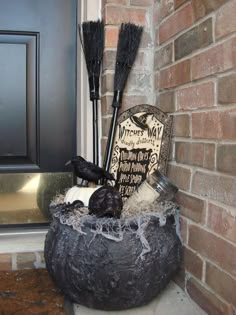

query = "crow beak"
65;160;71;166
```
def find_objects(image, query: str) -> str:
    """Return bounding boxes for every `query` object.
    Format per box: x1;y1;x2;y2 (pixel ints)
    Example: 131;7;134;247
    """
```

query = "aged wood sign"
109;104;173;201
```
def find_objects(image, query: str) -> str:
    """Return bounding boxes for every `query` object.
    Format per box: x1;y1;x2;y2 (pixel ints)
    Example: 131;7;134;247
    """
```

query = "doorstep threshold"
0;228;48;254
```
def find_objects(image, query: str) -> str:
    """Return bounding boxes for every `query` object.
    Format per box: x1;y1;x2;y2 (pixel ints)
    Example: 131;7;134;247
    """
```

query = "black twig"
78;20;105;165
104;23;143;172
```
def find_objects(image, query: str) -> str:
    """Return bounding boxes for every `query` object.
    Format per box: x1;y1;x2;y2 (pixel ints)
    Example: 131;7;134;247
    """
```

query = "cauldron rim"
52;207;177;235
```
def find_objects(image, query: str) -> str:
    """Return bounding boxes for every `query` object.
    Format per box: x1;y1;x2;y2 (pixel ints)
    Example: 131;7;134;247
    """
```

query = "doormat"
0;269;69;315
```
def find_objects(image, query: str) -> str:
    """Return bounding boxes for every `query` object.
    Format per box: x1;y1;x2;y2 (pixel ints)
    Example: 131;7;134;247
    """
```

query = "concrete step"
73;281;206;315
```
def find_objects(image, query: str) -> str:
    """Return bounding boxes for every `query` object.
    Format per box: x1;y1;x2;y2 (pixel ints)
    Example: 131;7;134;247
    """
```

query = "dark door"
0;0;77;172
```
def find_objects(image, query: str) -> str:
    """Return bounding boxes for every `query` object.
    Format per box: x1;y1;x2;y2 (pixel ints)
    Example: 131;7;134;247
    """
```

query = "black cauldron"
44;214;182;311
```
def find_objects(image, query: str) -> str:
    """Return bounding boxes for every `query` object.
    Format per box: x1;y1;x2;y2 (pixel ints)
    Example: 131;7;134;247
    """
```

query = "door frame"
77;0;101;163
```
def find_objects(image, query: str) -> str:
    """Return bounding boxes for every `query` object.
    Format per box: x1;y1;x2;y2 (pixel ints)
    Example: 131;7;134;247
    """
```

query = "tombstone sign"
109;104;173;201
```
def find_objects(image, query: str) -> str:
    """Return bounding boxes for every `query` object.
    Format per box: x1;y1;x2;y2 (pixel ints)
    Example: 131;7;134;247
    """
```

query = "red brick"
221;108;236;140
192;45;223;80
192;171;236;208
154;42;173;70
101;138;107;157
167;164;191;190
105;6;147;26
218;73;236;104
103;50;151;72
175;141;215;170
216;1;236;39
175;0;188;9
103;50;116;71
106;0;127;3
192;111;221;140
176;81;215;111
159;0;175;21
187;277;231;315
176;142;204;167
184;247;203;279
105;27;119;48
172;114;190;137
180;215;188;243
175;18;213;60
208;202;236;243
192;109;236;141
101;95;113;115
189;225;236;276
130;0;152;6
176;191;205;223
101;73;114;94
168;140;175;161
160;60;191;89
102;116;111;137
159;3;194;44
157;90;175;113
206;262;236;307
191;37;236;80
16;252;36;270
217;144;236;176
0;254;12;271
121;94;149;112
203;143;215;170
192;0;229;21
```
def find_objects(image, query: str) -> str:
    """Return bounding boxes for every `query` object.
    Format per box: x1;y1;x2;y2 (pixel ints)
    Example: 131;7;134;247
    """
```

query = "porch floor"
0;269;67;315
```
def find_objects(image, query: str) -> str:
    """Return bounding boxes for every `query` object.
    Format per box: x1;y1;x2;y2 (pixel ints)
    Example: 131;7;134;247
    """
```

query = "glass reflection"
0;173;73;225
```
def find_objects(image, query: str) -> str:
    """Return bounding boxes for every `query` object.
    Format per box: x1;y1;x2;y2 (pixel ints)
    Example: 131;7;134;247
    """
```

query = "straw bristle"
79;20;105;77
114;23;143;91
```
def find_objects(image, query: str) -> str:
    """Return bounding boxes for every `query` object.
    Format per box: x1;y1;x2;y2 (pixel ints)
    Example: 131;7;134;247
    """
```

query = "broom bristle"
79;20;104;77
114;23;143;92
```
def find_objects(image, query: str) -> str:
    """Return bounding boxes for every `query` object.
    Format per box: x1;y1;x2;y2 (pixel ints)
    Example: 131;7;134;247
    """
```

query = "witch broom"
79;20;105;165
103;23;143;172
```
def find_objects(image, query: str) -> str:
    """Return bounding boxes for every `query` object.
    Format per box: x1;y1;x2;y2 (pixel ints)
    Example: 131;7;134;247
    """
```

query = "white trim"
0;231;47;253
77;0;101;162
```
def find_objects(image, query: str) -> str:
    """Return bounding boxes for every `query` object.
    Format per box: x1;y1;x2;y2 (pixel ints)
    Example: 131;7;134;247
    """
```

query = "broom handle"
92;99;99;165
104;106;119;172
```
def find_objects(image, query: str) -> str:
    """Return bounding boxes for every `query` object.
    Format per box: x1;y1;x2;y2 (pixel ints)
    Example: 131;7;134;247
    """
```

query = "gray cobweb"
50;195;181;260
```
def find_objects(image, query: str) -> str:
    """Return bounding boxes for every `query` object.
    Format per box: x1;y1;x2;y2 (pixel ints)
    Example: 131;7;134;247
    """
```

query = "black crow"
65;156;115;184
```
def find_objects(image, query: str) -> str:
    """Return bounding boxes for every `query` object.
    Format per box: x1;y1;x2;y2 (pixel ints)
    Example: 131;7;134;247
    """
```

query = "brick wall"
101;0;158;154
0;252;45;270
102;0;236;314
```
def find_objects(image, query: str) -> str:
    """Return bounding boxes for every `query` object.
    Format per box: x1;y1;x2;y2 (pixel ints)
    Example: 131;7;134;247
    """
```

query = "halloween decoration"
78;20;104;165
65;156;114;184
44;207;182;311
64;185;101;207
109;104;173;201
103;23;143;173
88;186;123;218
65;199;84;209
123;170;178;213
44;21;182;311
49;200;84;217
122;199;179;221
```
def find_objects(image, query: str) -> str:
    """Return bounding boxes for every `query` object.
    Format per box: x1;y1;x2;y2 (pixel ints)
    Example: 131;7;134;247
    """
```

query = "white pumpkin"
64;185;101;206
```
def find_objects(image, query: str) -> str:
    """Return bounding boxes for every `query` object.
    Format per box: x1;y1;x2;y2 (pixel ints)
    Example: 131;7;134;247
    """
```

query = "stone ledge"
73;282;207;315
0;229;47;254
